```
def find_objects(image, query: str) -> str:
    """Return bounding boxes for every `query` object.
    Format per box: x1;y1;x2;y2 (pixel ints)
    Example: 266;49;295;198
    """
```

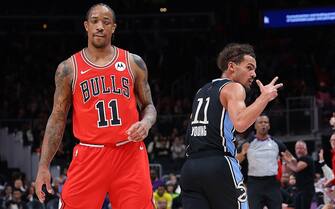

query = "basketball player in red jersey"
35;3;157;209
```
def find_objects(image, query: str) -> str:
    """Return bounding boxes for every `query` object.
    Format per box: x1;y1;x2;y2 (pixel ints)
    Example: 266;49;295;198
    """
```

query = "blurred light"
263;7;335;28
43;23;47;29
160;7;167;13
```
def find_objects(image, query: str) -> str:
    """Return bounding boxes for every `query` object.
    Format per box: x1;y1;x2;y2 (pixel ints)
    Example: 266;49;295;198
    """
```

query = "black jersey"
186;78;236;157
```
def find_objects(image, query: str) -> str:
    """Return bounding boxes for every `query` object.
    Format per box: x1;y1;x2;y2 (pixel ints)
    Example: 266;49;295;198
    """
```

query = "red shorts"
60;141;154;209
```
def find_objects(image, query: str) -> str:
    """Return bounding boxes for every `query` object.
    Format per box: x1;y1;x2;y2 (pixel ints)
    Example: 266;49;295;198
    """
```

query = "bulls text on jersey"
79;75;130;103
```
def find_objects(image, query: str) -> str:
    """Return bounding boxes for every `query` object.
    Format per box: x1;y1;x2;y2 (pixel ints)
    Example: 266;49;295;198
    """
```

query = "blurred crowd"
1;1;335;208
1;115;335;209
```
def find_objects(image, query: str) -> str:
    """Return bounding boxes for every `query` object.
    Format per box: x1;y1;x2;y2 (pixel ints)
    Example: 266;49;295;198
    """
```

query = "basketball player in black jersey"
180;43;283;209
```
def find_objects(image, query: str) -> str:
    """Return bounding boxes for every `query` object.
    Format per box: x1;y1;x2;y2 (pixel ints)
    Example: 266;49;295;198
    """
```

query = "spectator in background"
5;188;28;209
154;183;173;209
280;173;295;209
316;81;332;109
166;178;182;209
52;167;67;195
316;133;335;209
26;183;44;209
13;179;26;194
166;173;178;187
166;181;179;199
26;184;36;202
147;135;159;162
285;174;298;208
323;132;335;187
150;168;164;191
170;136;186;173
282;140;315;209
1;185;13;209
153;135;171;173
173;99;183;114
156;199;168;209
330;113;335;128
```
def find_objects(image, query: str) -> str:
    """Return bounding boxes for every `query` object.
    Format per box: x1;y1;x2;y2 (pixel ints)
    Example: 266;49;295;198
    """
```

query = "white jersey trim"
81;46;118;69
126;52;135;83
71;55;78;94
79;140;131;148
220;108;227;152
79;142;104;148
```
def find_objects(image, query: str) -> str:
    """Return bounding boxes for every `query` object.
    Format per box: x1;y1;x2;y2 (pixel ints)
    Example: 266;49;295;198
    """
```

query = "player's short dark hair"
86;3;116;22
217;43;256;72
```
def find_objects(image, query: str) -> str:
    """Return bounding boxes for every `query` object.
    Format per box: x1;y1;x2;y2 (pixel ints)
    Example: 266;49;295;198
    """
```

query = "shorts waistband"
187;150;234;159
79;140;132;148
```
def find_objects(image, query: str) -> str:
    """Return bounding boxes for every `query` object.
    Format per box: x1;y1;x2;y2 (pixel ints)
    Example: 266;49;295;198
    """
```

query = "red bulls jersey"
71;46;139;144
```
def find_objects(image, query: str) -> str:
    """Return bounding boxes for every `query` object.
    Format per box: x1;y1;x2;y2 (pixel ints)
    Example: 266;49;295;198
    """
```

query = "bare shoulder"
130;53;147;70
221;82;245;97
220;82;246;106
129;53;148;78
55;58;74;85
128;53;154;110
56;58;73;77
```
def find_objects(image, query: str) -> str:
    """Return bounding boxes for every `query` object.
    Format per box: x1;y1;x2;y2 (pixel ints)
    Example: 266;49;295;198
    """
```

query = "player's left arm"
126;53;157;141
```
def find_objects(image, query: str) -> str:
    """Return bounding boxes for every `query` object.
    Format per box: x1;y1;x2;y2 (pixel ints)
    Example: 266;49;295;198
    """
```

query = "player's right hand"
35;166;53;203
256;76;283;102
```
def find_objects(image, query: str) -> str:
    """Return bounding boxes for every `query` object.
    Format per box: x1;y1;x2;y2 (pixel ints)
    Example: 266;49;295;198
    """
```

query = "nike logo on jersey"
140;146;144;151
80;68;92;74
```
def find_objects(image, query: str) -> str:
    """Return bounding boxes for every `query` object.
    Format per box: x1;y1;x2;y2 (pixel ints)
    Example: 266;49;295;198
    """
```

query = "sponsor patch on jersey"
115;61;126;71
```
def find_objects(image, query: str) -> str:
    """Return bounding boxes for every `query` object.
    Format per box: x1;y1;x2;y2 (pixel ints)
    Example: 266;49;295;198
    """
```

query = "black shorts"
247;176;282;209
180;154;249;209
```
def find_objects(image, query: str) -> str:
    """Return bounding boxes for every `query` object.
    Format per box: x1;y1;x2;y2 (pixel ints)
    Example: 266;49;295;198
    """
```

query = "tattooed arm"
35;58;73;202
126;53;157;141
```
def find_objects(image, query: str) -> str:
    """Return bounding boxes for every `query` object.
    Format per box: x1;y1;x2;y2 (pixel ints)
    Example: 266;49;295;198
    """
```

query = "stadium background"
0;0;335;208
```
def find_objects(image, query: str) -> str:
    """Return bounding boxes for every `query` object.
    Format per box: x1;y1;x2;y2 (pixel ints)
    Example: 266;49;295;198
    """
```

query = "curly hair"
217;43;256;72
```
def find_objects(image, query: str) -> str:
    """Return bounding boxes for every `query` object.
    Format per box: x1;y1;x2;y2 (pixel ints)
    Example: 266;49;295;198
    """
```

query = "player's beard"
92;40;108;48
244;84;251;92
91;35;110;49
